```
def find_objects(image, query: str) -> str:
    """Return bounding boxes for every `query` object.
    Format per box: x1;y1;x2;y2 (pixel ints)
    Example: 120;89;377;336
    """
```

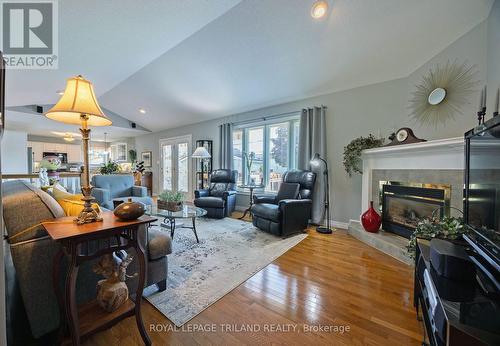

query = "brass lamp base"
75;187;102;224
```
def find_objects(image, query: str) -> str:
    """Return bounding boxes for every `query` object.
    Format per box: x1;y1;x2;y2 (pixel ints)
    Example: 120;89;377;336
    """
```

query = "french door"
159;135;192;198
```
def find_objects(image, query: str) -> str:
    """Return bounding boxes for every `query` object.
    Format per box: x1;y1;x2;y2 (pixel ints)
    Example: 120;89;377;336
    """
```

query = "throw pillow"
53;188;100;217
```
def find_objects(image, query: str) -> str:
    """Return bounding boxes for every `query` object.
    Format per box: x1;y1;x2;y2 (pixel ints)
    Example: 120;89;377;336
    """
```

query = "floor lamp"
310;153;334;234
192;146;212;189
45;75;112;224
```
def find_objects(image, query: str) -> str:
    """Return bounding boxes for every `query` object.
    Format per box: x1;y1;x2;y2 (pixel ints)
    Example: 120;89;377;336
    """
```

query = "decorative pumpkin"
113;198;145;220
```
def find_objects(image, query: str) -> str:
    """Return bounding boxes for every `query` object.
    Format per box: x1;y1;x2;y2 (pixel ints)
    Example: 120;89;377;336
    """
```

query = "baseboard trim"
232;211;350;230
330;220;349;230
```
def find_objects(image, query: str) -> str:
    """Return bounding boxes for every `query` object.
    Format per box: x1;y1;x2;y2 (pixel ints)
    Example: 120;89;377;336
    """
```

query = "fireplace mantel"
347;137;464;265
360;137;464;217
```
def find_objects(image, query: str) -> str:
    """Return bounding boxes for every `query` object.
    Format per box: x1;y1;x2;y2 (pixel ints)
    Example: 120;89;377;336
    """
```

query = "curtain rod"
230;105;327;126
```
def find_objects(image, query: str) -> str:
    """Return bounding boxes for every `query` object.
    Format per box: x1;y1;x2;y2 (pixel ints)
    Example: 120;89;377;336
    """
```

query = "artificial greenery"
406;215;467;259
158;190;184;203
99;160;120;175
128;149;137;163
134;160;145;174
40;158;61;171
343;134;385;176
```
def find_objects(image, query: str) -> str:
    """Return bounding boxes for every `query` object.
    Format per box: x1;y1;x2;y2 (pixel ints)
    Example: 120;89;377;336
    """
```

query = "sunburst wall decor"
409;60;479;127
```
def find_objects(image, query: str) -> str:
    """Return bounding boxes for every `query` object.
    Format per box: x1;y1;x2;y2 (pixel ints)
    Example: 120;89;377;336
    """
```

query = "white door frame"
159;134;193;198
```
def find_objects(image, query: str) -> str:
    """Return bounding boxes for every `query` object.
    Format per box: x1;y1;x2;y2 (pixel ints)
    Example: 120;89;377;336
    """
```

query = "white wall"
1;130;28;174
134;11;498;224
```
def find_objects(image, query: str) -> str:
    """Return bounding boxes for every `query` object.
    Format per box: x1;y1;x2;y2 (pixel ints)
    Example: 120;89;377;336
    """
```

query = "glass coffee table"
146;205;207;243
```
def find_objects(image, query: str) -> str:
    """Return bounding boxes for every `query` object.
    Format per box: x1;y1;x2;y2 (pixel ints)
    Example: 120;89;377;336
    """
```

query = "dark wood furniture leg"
169;217;175;239
52;249;66;342
239;187;255;220
134;233;151;346
65;243;80;346
157;279;167;292
192;217;199;243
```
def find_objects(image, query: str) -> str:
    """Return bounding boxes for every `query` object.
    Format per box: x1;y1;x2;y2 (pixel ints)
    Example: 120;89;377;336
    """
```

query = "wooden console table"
43;212;157;345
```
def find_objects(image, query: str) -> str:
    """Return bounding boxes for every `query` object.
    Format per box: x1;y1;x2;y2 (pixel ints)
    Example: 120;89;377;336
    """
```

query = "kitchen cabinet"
28;142;82;163
67;145;82;162
30;142;44;162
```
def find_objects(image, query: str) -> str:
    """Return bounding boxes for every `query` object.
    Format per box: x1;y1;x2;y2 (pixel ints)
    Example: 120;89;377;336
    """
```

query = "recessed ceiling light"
311;1;328;19
139;108;146;114
56;90;64;96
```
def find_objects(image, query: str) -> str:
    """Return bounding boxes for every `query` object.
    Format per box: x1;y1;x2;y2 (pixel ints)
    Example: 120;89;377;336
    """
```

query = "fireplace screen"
380;182;451;238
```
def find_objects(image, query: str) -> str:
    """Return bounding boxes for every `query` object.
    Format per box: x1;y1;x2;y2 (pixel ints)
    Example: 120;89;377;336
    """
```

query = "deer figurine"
93;251;136;312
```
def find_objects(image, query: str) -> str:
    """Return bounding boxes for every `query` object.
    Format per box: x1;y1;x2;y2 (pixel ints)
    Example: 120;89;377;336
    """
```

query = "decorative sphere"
113;198;145;220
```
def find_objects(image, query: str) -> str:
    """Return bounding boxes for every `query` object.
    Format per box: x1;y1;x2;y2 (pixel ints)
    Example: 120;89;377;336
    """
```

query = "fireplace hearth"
380;182;451;238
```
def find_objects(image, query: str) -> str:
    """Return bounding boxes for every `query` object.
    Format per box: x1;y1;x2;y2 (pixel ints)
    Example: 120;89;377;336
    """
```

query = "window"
247;127;264;186
110;143;127;162
233;117;300;192
268;123;288;191
89;142;107;165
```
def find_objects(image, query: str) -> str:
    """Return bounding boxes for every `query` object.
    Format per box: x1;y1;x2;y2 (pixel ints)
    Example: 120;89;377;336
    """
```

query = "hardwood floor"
84;212;423;345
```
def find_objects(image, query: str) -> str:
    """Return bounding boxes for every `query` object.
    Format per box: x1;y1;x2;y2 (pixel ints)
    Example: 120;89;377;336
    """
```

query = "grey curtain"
298;106;327;225
219;123;233;170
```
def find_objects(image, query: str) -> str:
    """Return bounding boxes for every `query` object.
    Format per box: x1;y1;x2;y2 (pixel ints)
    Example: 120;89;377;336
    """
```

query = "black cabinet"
195;140;212;189
414;239;500;345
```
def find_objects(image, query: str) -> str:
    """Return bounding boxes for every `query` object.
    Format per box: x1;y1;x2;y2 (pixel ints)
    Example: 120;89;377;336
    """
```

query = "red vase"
361;201;381;233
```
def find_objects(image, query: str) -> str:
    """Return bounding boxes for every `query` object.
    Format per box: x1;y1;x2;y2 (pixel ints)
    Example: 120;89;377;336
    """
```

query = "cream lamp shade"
45;75;112;126
191;146;211;159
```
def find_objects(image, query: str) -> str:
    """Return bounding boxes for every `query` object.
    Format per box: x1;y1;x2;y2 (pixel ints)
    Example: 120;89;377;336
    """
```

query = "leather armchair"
251;170;316;237
194;169;238;218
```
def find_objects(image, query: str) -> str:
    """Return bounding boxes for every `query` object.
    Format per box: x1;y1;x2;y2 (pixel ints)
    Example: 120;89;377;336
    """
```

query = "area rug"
143;217;307;327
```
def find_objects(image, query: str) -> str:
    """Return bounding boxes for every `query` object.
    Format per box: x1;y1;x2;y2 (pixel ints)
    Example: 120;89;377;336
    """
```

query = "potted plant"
158;190;184;212
40;156;61;185
133;160;145;185
128;149;137;164
406;215;467;259
343;134;385;176
99;160;120;175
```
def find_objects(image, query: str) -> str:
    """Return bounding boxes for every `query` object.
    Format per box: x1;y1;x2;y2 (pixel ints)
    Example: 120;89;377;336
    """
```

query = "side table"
238;185;264;219
43;212;157;346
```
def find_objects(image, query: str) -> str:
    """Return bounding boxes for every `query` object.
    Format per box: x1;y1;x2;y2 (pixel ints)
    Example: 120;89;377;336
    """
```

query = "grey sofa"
91;174;153;210
2;180;171;338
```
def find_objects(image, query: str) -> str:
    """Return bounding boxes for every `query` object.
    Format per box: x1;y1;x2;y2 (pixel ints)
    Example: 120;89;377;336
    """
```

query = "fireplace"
379;181;451;238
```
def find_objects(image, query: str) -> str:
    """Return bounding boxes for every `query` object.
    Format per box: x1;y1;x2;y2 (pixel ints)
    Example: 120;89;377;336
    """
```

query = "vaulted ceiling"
5;0;494;138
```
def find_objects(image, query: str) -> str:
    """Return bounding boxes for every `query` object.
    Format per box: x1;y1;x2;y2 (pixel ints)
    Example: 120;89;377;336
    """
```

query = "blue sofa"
91;174;153;210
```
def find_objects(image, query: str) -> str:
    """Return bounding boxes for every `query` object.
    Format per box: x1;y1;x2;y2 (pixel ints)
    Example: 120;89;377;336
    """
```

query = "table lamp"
45;75;112;224
192;146;211;189
310;153;334;234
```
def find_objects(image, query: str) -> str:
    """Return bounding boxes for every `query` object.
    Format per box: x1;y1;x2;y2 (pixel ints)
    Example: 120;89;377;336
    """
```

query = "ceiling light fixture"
311;0;328;19
63;133;75;142
56;90;64;96
139;108;146;114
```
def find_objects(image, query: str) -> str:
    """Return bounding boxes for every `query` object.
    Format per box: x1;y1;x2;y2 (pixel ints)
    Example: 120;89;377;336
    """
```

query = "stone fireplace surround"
347;137;464;265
